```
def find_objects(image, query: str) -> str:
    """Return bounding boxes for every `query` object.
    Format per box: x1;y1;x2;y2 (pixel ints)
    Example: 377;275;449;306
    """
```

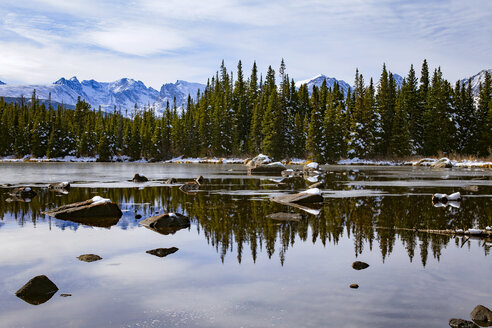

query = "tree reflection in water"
1;177;491;265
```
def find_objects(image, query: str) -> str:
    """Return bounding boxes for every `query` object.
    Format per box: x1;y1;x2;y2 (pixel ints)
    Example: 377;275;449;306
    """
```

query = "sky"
0;0;491;89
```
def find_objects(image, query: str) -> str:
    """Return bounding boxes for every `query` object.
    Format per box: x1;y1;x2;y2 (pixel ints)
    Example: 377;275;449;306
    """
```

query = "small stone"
77;254;102;262
60;294;72;297
352;261;370;270
349;284;359;289
135;214;142;219
449;318;478;328
132;174;148;182
146;247;179;258
165;178;177;184
470;305;492;324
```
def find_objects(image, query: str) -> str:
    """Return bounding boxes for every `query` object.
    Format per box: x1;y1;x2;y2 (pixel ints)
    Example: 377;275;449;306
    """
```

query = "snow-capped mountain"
0;77;205;116
155;80;205;115
295;74;351;96
461;69;492;96
392;73;404;89
0;81;5;85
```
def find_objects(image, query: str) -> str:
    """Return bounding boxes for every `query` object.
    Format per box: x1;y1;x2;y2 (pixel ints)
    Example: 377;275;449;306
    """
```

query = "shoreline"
0;155;491;168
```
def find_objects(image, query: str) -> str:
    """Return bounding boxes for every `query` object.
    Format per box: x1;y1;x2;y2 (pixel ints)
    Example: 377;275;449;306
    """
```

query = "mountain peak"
0;81;5;85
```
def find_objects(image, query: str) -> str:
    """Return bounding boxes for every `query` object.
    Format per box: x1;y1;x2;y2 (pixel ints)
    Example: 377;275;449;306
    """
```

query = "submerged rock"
132;174;148;182
352;261;370;270
179;181;200;193
43;196;122;227
77;254;102;262
272;188;323;204
282;169;303;178
9;187;37;199
139;213;190;235
146;247;179;258
60;294;72;297
15;275;59;305
349;284;359;289
470;305;492;325
449;318;479;328
266;212;303;222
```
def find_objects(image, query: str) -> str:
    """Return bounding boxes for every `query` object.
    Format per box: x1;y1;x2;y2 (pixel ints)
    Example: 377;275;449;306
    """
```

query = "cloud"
87;23;190;56
0;0;490;86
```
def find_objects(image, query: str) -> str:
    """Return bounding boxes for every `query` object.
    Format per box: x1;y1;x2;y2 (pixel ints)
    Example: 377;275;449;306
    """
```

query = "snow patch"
91;196;111;204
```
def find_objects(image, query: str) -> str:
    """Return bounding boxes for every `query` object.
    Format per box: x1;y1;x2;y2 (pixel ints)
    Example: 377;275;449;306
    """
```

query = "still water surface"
0;163;491;327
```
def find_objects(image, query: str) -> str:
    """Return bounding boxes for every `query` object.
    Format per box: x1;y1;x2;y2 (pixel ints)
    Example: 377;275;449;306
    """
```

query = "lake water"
0;163;491;328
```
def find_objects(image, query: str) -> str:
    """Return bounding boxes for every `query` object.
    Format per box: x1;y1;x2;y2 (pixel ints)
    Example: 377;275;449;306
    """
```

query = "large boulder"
248;162;286;175
15;275;59;305
431;157;453;168
139;213;190;235
449;318;479;328
43;196;122;227
246;154;272;168
272;188;323;204
9;187;37;199
146;247;179;258
470;305;492;325
132;174;149;182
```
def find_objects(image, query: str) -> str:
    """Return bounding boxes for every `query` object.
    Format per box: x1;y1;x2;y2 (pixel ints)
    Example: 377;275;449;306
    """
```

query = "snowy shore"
1;154;491;168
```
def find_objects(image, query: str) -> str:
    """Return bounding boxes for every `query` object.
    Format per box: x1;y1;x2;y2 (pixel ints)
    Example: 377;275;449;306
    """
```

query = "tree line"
0;59;491;161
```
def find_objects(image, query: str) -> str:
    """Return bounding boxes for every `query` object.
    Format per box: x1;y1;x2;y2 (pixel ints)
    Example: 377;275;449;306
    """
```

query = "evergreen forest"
0;59;491;162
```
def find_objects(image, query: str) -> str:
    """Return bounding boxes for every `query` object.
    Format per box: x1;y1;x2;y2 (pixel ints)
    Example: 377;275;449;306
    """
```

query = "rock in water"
146;247;179;258
77;254;102;262
248;162;286;175
15;275;59;305
132;174;148;182
272;188;323;204
470;305;492;325
139;213;190;235
179;181;200;193
9;187;37;199
449;318;479;328
195;175;204;184
246;154;272;167
349;284;359;289
48;181;71;190
352;261;370;270
431;157;453;168
43;197;122;227
165;178;177;184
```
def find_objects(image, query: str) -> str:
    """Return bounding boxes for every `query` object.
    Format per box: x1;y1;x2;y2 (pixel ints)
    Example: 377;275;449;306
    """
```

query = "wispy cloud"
0;0;490;87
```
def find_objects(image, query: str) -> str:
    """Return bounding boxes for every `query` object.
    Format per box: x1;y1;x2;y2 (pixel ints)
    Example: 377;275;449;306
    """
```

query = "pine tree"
476;71;492;156
261;88;283;159
390;88;411;156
